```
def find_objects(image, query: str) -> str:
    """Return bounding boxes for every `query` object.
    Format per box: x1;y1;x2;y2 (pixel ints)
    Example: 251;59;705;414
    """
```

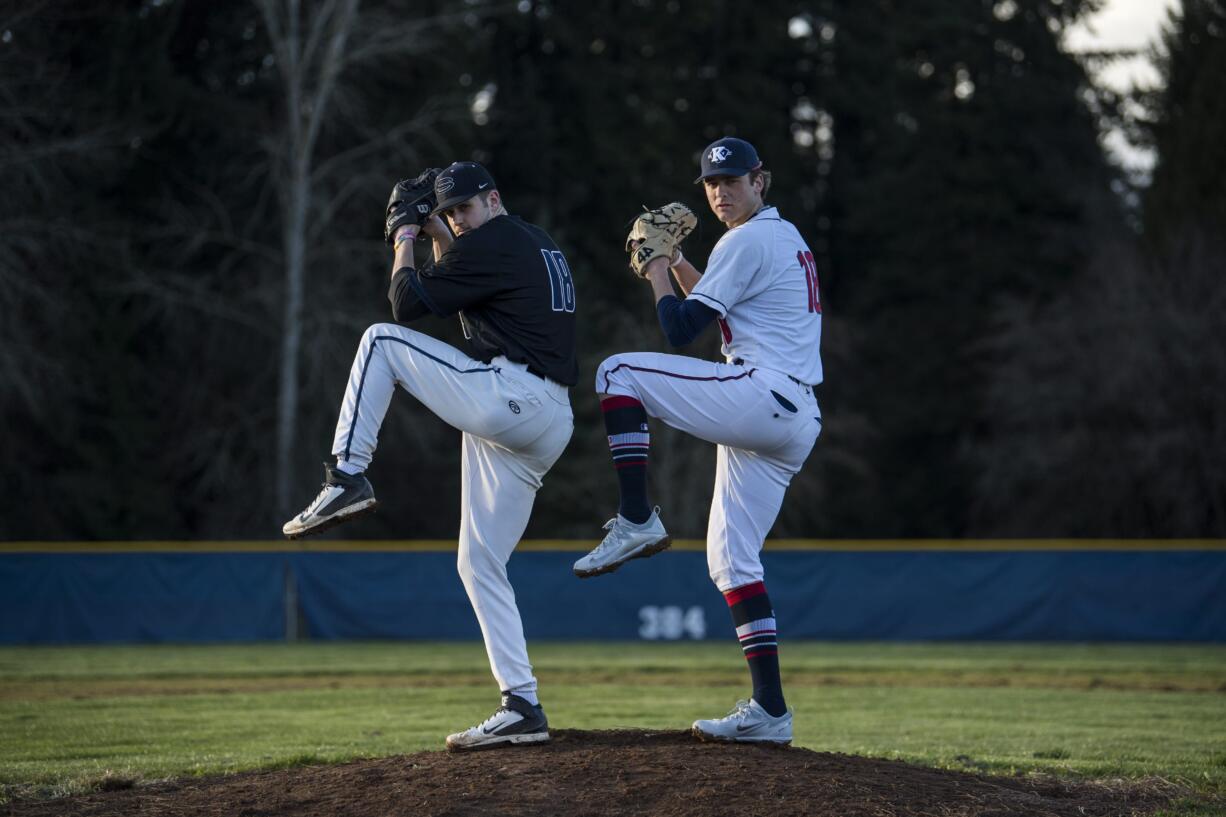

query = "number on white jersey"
797;250;822;314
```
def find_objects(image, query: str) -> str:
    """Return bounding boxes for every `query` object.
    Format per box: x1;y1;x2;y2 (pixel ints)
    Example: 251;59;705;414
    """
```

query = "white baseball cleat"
692;699;793;745
282;463;377;539
445;693;550;751
572;508;671;578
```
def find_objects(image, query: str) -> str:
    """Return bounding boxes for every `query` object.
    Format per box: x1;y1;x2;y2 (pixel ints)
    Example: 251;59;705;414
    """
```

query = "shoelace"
305;482;338;514
725;699;753;721
590;518;619;551
474;705;517;732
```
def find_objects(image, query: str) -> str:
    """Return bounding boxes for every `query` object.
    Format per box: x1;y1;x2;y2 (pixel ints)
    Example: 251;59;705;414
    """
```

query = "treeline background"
2;0;1223;541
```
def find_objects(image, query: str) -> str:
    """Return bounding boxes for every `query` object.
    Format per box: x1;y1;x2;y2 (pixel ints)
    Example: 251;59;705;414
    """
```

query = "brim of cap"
693;166;753;183
430;191;478;216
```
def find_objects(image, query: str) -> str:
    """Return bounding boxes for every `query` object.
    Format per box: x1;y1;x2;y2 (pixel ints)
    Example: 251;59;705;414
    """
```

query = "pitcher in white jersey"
574;137;823;745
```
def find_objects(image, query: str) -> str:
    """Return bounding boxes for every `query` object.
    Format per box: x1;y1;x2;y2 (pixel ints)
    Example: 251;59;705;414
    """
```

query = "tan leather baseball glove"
625;202;697;277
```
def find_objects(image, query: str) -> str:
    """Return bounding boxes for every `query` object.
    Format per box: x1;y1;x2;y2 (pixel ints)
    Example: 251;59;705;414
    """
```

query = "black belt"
732;358;811;389
527;363;565;388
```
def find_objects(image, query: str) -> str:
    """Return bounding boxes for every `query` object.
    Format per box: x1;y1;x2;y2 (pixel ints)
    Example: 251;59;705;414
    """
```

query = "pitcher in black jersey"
283;161;577;751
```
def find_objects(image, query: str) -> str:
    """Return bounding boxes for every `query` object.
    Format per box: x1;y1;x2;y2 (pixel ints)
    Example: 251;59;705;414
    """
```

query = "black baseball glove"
384;168;441;245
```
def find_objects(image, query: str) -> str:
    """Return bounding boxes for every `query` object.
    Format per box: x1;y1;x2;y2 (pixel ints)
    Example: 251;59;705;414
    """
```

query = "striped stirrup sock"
601;396;651;524
724;581;787;717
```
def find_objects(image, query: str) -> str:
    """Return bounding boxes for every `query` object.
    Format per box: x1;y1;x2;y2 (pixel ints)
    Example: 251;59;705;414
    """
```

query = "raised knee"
595;353;634;395
363;323;396;343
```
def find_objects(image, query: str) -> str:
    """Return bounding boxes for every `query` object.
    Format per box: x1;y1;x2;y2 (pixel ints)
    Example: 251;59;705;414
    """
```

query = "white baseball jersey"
596;205;823;592
688;206;823;386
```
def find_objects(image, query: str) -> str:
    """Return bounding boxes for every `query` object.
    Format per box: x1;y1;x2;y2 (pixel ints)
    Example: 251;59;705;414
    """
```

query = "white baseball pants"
596;352;821;591
332;323;573;696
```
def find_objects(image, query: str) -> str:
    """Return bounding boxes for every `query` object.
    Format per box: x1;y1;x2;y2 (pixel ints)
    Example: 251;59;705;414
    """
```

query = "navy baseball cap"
694;137;762;183
432;161;497;214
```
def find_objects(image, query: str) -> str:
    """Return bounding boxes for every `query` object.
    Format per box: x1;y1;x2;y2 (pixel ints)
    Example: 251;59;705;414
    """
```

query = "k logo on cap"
694;137;762;183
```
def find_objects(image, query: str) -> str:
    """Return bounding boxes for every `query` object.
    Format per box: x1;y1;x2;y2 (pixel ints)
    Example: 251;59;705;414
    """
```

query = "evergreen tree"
4;1;1150;540
1140;0;1226;249
807;0;1114;535
970;0;1226;536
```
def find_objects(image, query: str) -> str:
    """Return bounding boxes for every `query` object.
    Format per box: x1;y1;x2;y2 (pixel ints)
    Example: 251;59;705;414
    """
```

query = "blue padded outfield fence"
1;540;1224;644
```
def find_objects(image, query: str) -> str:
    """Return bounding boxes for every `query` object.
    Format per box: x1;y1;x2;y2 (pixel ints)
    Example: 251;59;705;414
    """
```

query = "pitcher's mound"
7;729;1184;816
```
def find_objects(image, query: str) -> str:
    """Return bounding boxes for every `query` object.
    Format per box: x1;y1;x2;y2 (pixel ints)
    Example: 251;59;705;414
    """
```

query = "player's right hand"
421;214;450;240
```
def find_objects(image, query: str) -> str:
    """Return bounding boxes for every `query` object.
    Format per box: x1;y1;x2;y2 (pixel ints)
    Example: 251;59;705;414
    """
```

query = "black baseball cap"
694;137;762;182
431;161;497;215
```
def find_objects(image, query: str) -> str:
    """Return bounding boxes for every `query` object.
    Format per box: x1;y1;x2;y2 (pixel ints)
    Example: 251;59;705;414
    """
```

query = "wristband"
394;229;416;248
671;249;684;267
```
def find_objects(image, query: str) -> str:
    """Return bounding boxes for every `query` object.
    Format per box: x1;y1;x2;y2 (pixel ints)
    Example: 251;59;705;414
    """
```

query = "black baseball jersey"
388;215;578;386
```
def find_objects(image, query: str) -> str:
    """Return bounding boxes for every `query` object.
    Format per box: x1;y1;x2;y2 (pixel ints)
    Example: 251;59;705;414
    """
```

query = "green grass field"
2;641;1224;812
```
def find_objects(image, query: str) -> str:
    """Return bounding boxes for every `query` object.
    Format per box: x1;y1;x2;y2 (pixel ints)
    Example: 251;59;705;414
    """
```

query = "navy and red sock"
724;581;787;717
601;396;651;524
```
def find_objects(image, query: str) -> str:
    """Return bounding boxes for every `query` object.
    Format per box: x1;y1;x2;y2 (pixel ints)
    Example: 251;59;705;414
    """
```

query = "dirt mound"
5;729;1182;817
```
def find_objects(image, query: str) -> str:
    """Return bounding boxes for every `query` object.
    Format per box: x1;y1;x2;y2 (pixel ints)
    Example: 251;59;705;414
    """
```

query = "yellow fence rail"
2;539;1224;553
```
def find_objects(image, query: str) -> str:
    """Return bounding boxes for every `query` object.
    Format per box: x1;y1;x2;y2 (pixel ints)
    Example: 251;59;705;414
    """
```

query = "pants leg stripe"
601;362;756;395
343;335;497;461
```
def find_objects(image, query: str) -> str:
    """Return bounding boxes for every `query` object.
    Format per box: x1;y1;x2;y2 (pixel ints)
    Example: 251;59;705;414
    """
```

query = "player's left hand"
384;168;441;245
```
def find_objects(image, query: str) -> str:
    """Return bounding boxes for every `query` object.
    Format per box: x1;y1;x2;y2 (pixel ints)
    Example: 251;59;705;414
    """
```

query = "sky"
1064;0;1180;175
1065;0;1178;89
